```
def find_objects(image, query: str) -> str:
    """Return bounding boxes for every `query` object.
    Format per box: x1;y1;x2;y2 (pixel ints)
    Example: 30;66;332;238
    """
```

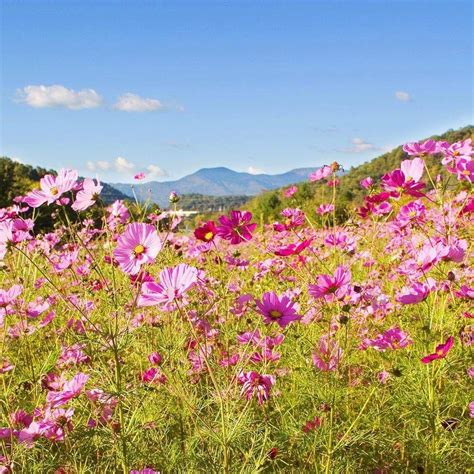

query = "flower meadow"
0;139;473;473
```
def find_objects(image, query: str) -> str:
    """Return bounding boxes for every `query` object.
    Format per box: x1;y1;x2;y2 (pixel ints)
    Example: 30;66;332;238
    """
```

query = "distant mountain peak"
110;166;318;206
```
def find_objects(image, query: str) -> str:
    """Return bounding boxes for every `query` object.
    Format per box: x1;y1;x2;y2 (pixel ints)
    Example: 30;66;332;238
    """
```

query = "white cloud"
395;91;412;102
114;93;166;112
86;157;135;174
86;160;111;171
11;157;24;163
146;164;168;178
114;156;135;172
97;160;111;170
17;85;102;109
338;138;380;153
247;166;264;175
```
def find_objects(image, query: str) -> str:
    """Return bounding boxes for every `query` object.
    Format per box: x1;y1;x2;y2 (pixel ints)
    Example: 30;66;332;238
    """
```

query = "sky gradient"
1;0;472;182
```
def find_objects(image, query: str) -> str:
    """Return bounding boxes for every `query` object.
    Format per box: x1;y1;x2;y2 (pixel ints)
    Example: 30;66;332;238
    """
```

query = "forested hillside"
0;157;127;207
247;126;473;223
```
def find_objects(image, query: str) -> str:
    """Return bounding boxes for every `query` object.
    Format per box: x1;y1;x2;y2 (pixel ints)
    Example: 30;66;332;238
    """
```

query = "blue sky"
1;0;472;182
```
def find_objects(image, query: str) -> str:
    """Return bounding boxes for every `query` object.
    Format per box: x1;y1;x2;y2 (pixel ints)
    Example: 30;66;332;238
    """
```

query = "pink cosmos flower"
402;139;437;156
316;203;335;215
72;178;103;211
283;185;298;198
24;169;78;208
308;266;351;301
238;371;276;405
454;157;474;183
421;336;454;364
134;173;146;180
0;284;22;309
148;352;162;365
455;285;474;299
396;201;426;227
469;401;474;419
114;223;162;275
255;292;301;328
57;343;90;367
107;200;130;229
46;373;89;408
363;327;413;351
360;177;373;189
216;210;256;244
0;221;13;260
324;232;355;253
401;157;425;181
396;279;435;305
312;335;342;371
440;138;472;164
309;166;332;182
138;263;198;310
378;371;390;384
273;208;305;231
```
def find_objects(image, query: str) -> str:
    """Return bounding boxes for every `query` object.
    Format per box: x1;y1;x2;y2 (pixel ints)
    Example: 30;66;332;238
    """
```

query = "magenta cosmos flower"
114;223;162;275
24;169;78;208
216;210;256;244
255;292;301;328
138;263;198;310
403;139;437;156
360;176;373;189
72;178;103;211
308;266;351;301
421;336;454;364
238;371;276;405
194;220;218;242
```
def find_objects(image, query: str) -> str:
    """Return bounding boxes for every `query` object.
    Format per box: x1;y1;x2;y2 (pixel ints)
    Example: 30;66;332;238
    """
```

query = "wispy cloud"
338;138;381;153
86;158;168;178
114;93;167;112
395;90;412;102
87;157;134;173
17;85;102;109
146;164;168;178
247;166;264;175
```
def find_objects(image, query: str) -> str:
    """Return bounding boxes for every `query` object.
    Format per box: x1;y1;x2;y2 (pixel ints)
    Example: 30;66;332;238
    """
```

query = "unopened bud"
169;191;180;203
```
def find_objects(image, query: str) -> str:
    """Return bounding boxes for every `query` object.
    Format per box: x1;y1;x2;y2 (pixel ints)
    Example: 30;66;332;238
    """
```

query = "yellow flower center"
205;231;213;241
462;169;470;176
270;310;281;319
50;186;59;196
134;244;145;256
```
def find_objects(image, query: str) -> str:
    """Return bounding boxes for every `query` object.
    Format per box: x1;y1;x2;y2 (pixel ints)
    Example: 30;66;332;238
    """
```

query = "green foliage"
176;193;250;212
0;157;53;208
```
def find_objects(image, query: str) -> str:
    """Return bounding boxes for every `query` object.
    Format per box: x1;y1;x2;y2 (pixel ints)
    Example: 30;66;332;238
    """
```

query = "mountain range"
111;167;317;207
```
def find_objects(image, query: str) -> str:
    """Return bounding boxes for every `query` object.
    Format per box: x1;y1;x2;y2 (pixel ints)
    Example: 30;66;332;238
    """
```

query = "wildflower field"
0;138;473;473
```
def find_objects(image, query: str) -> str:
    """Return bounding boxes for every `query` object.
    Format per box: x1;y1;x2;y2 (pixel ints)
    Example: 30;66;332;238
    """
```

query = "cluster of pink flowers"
0;134;472;470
